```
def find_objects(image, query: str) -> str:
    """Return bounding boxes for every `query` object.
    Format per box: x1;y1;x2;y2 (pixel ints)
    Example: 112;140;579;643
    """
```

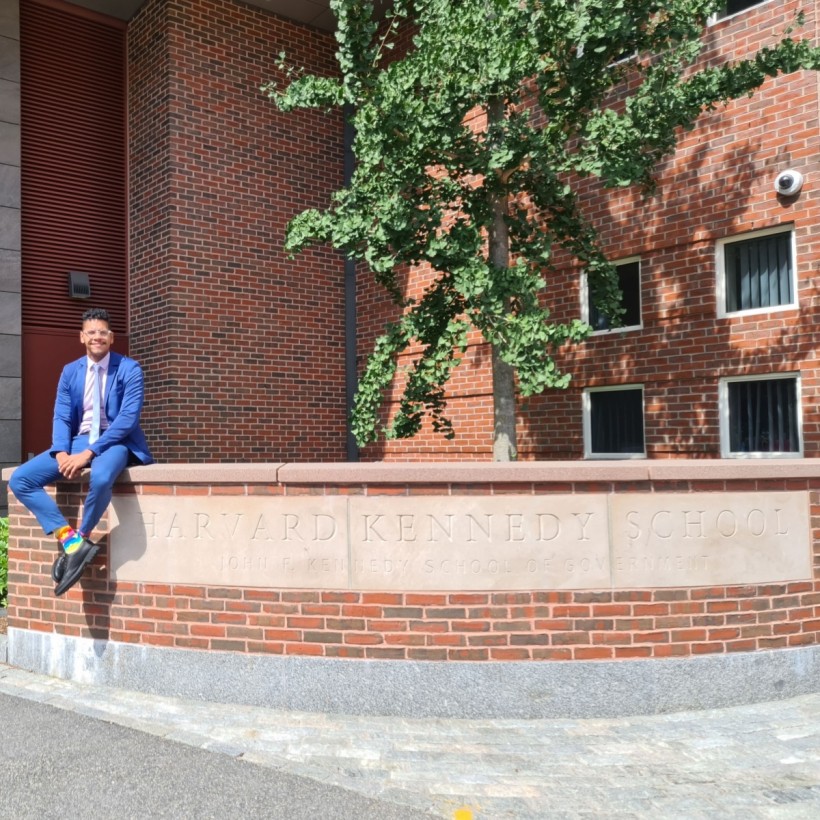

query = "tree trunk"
487;99;517;462
489;193;517;461
492;345;517;461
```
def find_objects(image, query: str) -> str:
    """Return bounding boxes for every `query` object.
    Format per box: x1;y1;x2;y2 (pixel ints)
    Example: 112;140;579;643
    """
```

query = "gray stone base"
0;607;6;663
7;627;820;718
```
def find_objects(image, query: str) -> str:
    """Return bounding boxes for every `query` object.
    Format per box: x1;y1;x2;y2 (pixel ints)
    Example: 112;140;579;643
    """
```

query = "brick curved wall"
5;462;820;661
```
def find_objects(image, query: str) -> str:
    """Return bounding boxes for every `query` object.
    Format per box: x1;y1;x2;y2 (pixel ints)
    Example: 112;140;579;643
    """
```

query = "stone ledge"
6;459;819;486
646;460;820;480
125;462;285;484
274;460;654;484
7;628;820;719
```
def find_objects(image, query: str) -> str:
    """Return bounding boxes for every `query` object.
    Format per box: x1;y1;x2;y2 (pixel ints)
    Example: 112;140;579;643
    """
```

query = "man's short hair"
82;308;111;327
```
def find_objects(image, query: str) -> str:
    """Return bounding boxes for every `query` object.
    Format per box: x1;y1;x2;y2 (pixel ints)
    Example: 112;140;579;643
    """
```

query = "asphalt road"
0;692;436;820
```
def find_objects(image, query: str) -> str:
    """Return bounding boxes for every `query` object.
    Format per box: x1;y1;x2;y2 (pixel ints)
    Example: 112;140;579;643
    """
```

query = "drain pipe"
343;105;359;461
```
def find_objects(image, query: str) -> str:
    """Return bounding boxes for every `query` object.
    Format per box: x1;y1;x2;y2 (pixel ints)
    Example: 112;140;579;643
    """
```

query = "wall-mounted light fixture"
68;271;91;299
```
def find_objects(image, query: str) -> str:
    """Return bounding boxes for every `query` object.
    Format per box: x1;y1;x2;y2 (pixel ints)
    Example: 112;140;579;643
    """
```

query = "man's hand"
55;450;94;480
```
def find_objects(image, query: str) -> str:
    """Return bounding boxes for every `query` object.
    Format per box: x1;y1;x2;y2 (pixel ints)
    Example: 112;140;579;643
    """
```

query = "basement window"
584;386;646;458
720;374;802;457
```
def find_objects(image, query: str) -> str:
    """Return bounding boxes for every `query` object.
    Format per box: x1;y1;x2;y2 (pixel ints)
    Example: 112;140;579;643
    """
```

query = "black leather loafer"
51;553;66;583
54;539;99;597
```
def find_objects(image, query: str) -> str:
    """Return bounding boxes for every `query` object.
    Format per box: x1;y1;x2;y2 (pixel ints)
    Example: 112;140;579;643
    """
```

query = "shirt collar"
87;353;111;372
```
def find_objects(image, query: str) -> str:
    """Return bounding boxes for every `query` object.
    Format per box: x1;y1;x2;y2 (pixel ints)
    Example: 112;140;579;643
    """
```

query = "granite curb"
9;628;820;719
0;608;6;665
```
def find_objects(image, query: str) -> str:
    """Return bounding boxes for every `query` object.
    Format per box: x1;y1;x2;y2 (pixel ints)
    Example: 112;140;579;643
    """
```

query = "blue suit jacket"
50;352;153;464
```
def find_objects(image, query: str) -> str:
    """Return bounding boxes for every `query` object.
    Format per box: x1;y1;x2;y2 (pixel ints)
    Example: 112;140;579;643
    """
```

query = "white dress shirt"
79;353;111;436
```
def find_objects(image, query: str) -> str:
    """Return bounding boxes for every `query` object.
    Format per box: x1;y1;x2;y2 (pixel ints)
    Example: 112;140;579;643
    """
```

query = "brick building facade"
4;0;820;714
0;0;818;494
521;0;820;463
361;0;820;462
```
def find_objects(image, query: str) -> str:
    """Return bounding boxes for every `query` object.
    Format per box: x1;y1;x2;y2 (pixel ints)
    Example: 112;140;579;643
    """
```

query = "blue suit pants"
9;434;130;537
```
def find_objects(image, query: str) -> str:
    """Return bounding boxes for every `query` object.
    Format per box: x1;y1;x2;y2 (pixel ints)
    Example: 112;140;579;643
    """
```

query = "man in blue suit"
10;308;153;596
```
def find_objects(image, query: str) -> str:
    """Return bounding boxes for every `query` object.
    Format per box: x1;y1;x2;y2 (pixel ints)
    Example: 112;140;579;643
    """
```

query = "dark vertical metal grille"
20;0;127;331
728;378;799;453
590;388;644;454
724;232;792;313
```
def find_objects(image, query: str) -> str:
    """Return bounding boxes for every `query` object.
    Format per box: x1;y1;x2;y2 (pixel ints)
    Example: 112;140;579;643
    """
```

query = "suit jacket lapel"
72;358;87;411
105;353;121;406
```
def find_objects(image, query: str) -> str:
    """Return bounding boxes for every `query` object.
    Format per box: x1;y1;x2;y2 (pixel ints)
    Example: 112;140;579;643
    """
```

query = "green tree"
265;0;820;460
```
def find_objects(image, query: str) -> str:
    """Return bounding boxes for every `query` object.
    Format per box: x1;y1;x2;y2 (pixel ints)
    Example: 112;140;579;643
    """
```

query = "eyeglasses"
83;329;111;338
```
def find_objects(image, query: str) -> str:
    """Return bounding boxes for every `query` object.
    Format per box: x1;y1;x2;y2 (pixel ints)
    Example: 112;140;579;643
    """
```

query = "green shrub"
0;516;8;608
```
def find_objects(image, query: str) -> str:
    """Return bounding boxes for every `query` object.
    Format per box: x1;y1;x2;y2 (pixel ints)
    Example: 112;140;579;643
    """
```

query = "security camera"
774;170;803;196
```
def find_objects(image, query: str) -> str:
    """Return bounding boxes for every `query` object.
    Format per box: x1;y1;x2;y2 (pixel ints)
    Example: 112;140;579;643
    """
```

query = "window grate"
728;378;799;453
589;388;644;455
724;232;792;313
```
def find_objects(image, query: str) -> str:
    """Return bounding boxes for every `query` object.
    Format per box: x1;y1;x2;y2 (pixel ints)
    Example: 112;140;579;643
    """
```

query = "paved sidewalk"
0;689;436;820
1;657;819;819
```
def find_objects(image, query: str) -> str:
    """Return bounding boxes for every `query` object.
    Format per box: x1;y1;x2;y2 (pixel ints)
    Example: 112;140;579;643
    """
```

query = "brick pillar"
128;0;348;463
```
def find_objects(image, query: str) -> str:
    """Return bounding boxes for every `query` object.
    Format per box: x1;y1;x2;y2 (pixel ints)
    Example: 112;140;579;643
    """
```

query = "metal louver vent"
20;0;127;331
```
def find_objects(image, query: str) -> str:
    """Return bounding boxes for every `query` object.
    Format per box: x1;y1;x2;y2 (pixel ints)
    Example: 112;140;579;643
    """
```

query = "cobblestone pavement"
0;661;819;819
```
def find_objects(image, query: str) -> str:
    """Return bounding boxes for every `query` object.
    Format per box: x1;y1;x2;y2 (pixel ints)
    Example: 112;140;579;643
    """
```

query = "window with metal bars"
719;228;795;315
585;387;645;457
724;376;800;456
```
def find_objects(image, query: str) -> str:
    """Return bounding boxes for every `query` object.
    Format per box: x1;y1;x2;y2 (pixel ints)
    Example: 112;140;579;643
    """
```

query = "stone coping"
3;458;820;485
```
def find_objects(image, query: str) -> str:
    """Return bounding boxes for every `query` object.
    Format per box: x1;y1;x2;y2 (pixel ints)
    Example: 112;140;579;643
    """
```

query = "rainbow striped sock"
55;525;83;554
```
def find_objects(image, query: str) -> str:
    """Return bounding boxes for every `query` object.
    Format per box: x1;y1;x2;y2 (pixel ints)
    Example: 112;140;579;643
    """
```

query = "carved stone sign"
610;492;810;587
108;491;812;590
110;495;349;589
347;495;609;590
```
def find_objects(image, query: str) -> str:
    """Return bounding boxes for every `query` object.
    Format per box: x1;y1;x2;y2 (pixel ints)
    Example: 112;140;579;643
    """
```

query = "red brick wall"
122;1;820;463
6;475;820;661
128;0;348;462
357;0;820;461
530;0;820;461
